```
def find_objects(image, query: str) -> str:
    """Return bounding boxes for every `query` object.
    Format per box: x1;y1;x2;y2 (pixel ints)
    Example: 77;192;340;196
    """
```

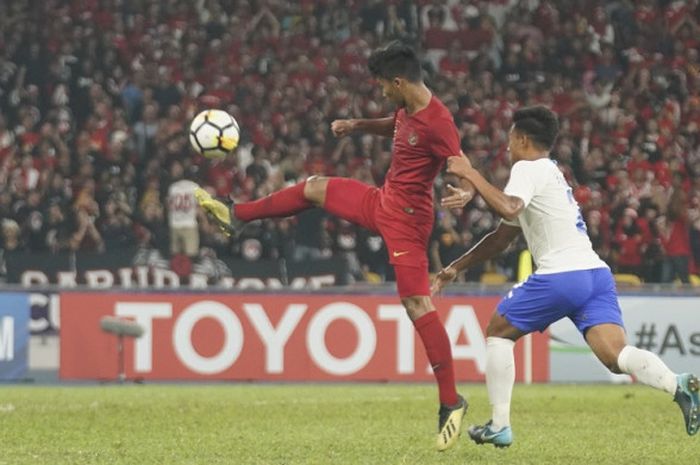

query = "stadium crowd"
1;0;699;284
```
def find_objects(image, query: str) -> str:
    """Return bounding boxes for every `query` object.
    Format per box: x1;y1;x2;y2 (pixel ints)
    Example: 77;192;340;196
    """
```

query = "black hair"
512;105;559;150
367;41;423;83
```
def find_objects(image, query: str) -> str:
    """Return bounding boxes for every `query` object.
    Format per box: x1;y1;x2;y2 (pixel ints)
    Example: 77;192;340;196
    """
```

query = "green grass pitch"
1;383;697;464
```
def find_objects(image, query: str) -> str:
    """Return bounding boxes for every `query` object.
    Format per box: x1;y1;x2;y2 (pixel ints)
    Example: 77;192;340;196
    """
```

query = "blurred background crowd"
1;0;699;285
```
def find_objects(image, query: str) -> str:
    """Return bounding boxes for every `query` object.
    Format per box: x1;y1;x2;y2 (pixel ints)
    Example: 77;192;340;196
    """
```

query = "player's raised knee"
304;176;329;205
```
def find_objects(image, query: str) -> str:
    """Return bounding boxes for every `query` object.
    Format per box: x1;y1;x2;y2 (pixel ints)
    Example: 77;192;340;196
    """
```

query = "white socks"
486;336;516;430
484;342;677;432
617;345;677;395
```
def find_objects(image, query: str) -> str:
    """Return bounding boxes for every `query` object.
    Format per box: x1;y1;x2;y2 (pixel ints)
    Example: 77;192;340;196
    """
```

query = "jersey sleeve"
504;161;537;208
428;117;461;159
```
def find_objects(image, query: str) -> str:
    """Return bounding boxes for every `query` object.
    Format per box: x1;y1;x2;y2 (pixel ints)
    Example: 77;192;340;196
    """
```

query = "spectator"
69;208;104;252
133;104;159;159
1;219;23;252
331;218;364;282
44;201;71;253
430;208;468;272
661;180;692;283
167;163;200;258
99;198;135;250
137;200;168;252
691;215;700;275
586;209;610;262
293;209;327;262
613;208;645;275
357;227;389;280
246;147;271;187
0;0;698;286
17;191;45;251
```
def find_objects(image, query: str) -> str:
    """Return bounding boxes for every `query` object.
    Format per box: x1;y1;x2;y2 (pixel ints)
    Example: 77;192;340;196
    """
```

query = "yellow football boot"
194;187;237;236
436;394;468;451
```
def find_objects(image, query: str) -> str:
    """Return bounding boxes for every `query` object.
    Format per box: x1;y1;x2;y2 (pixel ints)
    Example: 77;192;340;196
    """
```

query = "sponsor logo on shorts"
393;250;410;258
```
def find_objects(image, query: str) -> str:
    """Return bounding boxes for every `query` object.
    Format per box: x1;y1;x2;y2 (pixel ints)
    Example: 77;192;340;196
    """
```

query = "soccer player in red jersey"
195;42;473;450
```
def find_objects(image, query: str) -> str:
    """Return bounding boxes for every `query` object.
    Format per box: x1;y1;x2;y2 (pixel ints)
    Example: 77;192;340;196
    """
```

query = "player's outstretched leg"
674;373;700;436
194;178;321;236
586;324;699;436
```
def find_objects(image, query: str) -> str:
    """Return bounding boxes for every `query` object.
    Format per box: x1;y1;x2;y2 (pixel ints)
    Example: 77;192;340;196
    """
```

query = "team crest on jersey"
408;131;418;146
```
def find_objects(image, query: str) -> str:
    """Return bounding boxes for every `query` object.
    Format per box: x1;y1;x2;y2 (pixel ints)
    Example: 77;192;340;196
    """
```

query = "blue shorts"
497;267;624;334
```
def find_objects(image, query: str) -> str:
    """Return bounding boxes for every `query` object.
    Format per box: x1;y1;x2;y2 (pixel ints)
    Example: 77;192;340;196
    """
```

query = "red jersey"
664;216;691;257
380;96;461;220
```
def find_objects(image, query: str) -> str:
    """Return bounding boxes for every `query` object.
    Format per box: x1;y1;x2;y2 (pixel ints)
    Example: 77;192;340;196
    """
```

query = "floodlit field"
1;383;696;464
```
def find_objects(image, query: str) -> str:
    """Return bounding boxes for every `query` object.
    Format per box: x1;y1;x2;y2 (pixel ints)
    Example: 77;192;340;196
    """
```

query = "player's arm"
331;117;394;138
441;153;476;209
447;155;524;221
428;116;476;208
431;221;521;294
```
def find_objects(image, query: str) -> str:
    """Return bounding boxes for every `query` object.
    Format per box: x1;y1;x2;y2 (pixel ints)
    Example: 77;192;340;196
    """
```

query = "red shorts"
324;178;433;297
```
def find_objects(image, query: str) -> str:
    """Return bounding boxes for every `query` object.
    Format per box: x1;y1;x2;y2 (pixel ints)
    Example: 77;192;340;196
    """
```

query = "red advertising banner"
59;292;549;381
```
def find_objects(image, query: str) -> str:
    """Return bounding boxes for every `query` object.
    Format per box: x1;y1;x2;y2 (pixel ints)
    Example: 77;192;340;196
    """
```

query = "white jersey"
167;180;199;228
503;158;607;274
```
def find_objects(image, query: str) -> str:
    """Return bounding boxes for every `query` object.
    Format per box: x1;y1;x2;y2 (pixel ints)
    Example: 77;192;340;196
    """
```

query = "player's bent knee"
485;320;499;337
585;324;627;374
486;313;523;340
405;309;426;321
304;176;329;205
401;296;432;321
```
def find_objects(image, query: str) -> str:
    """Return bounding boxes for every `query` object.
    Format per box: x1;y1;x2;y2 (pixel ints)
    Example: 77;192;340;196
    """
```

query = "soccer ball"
189;109;240;159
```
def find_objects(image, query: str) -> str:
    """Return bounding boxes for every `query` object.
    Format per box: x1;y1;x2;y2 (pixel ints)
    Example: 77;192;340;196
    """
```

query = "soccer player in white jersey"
432;106;699;447
168;174;200;257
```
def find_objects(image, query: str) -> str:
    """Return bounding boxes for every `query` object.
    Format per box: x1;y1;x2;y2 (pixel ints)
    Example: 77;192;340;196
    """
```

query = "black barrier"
4;248;350;289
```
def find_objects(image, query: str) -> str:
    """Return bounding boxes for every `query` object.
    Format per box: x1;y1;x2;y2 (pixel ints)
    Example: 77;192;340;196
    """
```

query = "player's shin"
234;181;312;221
486;336;516;430
413;311;459;406
618;345;700;435
414;311;468;451
617;345;677;394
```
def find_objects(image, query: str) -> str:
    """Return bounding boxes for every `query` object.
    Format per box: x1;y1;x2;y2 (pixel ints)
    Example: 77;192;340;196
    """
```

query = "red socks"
234;181;312;221
413;311;459;406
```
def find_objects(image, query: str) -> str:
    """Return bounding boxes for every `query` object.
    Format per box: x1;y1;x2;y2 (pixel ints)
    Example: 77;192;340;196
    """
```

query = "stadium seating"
480;272;509;285
0;1;698;285
674;274;700;287
614;273;643;287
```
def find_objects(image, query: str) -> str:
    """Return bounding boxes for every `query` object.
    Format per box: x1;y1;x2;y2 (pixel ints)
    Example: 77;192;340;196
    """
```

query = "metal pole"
117;334;125;384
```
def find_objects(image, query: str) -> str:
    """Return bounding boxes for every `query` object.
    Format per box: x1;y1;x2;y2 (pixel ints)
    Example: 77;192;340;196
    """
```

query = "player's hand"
446;154;473;178
431;266;458;296
331;119;356;138
441;184;473;209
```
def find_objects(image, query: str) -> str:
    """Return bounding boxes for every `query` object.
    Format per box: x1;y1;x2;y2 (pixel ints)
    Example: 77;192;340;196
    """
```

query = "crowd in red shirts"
1;0;699;284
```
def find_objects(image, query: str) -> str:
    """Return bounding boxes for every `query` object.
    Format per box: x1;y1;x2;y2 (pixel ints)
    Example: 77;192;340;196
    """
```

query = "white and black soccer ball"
189;109;240;159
